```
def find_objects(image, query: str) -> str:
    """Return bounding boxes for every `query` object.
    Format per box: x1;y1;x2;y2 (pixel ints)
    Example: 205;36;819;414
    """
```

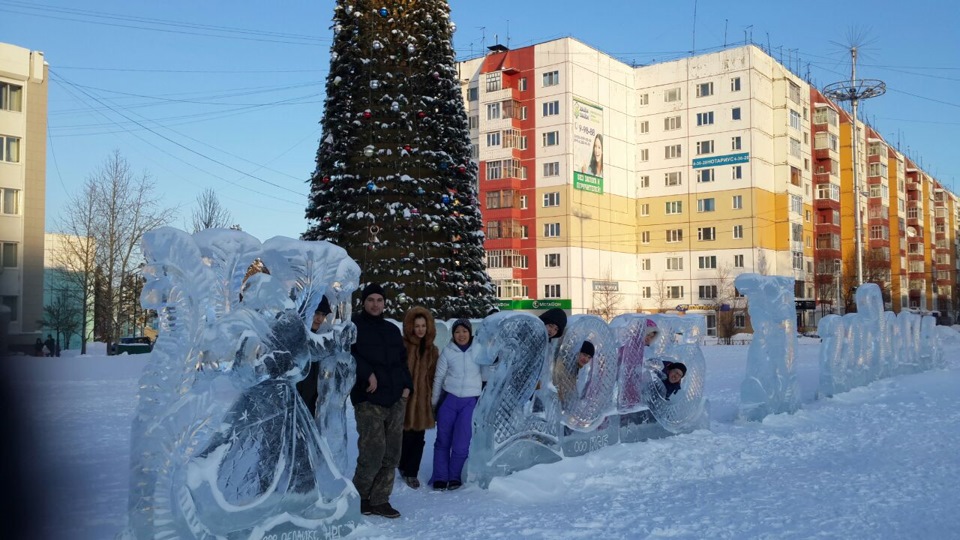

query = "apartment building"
458;38;957;329
0;42;47;351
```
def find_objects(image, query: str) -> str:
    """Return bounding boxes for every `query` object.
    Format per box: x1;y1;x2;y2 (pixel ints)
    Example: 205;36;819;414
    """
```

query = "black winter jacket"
350;310;413;407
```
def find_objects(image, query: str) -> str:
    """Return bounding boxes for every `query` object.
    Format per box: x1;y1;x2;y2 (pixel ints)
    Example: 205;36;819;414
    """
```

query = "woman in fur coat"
397;306;440;489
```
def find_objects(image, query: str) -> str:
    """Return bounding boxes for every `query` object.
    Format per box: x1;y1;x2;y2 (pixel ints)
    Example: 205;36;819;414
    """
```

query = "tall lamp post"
823;46;885;287
572;208;591;314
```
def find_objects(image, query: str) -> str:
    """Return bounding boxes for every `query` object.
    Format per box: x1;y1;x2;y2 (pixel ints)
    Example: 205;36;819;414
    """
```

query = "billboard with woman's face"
572;97;603;194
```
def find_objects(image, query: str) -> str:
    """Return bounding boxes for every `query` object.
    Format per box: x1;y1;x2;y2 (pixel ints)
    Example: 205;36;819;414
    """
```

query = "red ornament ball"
404;144;412;152
363;111;372;119
417;111;426;119
457;165;466;174
322;176;331;184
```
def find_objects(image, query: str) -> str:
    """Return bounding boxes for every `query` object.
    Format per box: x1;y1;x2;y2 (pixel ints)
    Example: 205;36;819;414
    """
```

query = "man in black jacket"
350;283;412;519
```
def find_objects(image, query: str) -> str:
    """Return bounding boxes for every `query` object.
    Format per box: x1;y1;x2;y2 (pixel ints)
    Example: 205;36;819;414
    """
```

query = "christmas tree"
304;0;494;319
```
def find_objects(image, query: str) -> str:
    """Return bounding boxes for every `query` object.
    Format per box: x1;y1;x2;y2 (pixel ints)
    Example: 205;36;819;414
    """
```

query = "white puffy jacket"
432;340;486;404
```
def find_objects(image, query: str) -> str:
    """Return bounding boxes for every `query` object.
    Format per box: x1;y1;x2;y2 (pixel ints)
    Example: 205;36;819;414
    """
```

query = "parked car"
114;336;153;355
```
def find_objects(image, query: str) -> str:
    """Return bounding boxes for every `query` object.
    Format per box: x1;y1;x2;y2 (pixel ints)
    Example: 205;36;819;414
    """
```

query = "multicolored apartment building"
459;38;957;332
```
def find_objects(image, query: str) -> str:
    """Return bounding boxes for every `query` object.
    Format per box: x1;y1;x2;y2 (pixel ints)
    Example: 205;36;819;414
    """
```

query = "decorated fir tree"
304;0;494;319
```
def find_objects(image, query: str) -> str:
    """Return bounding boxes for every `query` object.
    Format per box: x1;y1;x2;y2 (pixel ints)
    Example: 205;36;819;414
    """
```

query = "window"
664;116;682;131
0;135;20;163
520;106;528;120
639;93;649;105
696;140;714;155
542;192;560;207
734;312;745;327
640;203;649;216
667;257;683;271
486;71;502;92
486;102;501;120
696;82;714;97
485;160;503;180
542;100;560;116
468;115;479;129
792;251;803;270
789;138;801;158
814;107;838;126
641;258;652;271
664;144;682;159
486;132;501;147
543;162;560;177
665;171;682;186
664;88;681;102
696;111;714;126
732;195;743;209
1;296;16;322
642;287;652;298
544;284;561;298
734;254;744;268
788;82;802;104
639;120;649;134
733;225;744;239
520;225;529;239
698;169;714;183
545;253;561;268
542;70;559;87
487;250;527;269
732;165;743;180
1;188;19;215
697;198;715;212
666;229;683;243
730;77;741;92
665;200;683;215
543;223;561;237
732;107;742;120
1;242;17;268
732;136;742;150
467;87;479;101
790;109;802;130
542;131;559;147
640;175;650;188
698;227;716;241
817;183;840;201
641;231;651;244
485;191;501;209
0;83;23;112
699;285;718;299
699;256;717;269
640;148;649;161
519;77;528;91
790;194;803;214
519;195;528;209
667;286;684;299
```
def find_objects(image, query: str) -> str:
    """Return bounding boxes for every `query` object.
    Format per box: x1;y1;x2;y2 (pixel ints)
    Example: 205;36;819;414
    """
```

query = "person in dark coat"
44;335;55;357
33;338;43;357
350;283;413;519
660;361;687;399
295;296;332;417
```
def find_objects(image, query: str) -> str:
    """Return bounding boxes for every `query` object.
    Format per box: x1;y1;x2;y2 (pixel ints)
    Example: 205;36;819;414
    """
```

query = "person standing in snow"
296;296;332;417
397;306;439;489
44;335;56;357
430;318;484;490
350;283;413;518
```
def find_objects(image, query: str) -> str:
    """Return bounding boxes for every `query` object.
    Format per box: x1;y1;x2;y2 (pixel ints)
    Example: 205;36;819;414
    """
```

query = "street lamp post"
572;208;591;314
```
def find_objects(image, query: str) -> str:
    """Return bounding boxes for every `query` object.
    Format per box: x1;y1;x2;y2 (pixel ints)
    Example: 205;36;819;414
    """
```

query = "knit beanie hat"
451;318;472;337
316;296;331;315
360;282;385;303
664;361;687;376
579;341;595;357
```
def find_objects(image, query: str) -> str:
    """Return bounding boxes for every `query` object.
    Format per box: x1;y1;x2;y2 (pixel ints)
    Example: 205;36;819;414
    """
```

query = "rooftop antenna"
692;0;698;55
823;45;886;287
506;19;510;48
724;19;728;48
744;25;753;46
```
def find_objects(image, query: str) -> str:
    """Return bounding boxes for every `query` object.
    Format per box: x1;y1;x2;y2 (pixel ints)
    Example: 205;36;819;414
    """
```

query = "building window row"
1;188;19;215
0;135;21;163
0;83;23;112
487;249;527;269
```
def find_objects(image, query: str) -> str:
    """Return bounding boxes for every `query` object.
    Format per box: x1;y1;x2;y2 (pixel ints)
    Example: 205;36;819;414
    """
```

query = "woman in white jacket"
429;319;484;490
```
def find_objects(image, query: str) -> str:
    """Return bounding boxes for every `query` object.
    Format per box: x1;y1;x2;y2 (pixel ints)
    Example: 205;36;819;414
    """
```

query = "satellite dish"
906;226;917;238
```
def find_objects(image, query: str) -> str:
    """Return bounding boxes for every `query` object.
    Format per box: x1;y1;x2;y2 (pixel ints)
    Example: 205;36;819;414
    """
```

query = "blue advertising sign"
692;152;750;169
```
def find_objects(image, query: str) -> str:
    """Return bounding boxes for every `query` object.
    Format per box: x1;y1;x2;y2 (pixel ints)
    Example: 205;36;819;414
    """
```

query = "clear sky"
3;0;958;241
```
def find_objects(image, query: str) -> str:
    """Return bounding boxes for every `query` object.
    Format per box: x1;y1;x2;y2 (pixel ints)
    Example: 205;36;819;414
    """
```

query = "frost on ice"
122;227;361;540
734;273;802;421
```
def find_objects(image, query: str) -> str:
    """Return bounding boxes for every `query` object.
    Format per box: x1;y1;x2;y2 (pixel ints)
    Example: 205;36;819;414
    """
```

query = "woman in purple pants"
430;319;484;490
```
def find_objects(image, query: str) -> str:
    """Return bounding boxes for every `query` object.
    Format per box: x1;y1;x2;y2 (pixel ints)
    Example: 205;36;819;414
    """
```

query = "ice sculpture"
817;314;846;397
312;322;357;476
468;312;557;489
735;274;801;421
641;315;709;434
855;284;887;382
609;314;653;414
122;227;362;540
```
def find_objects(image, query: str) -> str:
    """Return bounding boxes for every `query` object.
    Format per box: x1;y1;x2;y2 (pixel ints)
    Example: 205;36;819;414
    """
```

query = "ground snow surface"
11;335;960;540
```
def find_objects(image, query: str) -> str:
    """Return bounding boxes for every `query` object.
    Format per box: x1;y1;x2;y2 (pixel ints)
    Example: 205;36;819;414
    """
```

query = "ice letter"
641;315;709;434
734;274;801;421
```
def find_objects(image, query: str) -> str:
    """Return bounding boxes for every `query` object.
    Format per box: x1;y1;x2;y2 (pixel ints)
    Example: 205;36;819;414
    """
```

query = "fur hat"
451;318;472;337
663;361;687;376
316;296;331;315
360;282;385;303
579;341;595;357
538;308;567;338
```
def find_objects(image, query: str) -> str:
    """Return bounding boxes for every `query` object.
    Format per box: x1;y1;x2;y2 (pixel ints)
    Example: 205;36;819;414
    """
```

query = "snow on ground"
7;335;960;540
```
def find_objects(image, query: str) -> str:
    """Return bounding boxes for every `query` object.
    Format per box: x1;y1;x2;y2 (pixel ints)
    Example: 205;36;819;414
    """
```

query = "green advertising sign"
495;299;572;311
573;171;603;194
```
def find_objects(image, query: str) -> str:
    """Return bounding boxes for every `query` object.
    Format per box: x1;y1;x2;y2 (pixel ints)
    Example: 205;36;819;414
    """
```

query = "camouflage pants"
353;398;406;505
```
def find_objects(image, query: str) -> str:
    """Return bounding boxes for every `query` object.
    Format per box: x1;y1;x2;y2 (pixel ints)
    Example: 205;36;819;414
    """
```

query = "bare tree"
191;188;233;232
51;186;98;354
591;268;624;321
55;151;176;353
38;288;83;352
652;274;670;313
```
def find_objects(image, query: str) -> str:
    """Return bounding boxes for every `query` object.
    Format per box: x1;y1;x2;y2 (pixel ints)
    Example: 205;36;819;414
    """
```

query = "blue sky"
4;0;958;241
